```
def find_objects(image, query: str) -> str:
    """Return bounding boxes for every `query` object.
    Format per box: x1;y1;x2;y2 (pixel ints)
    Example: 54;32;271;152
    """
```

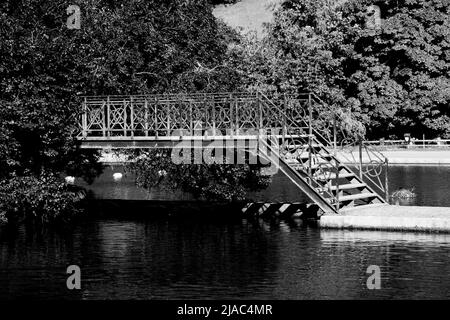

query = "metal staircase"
257;92;388;214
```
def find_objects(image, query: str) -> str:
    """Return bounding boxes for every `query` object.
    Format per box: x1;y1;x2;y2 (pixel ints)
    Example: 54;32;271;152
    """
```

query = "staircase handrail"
257;91;389;200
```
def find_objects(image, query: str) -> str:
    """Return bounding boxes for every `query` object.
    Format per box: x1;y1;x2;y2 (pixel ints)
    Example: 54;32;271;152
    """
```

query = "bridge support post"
166;103;170;137
212;98;216;136
82;97;87;138
130;96;134;138
333;114;337;155
189;101;193;136
258;93;262;149
385;158;389;202
335;161;340;213
282;93;287;148
144;99;149;137
308;94;313;183
105;97;109;137
123;98;127;137
234;94;239;136
359;139;363;180
229;94;234;138
154;100;158;138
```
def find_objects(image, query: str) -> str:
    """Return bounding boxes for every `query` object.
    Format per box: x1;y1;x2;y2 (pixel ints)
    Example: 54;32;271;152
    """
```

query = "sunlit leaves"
253;0;450;138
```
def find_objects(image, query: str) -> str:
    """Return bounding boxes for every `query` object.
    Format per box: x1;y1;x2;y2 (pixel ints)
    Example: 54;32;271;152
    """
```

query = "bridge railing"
80;92;309;139
365;139;450;149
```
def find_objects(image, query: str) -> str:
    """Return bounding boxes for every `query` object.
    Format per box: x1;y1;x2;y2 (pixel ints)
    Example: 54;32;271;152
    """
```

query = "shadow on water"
81;165;450;206
1;215;450;300
0;215;287;300
1;165;450;299
77;166;310;203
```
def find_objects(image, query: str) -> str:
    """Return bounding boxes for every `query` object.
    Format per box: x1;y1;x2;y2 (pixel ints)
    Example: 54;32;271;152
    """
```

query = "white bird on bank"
65;176;75;184
113;172;123;182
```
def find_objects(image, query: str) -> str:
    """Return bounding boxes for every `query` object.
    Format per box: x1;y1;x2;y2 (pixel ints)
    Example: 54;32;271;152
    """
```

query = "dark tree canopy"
0;0;265;224
127;149;271;202
209;0;241;5
0;0;240;181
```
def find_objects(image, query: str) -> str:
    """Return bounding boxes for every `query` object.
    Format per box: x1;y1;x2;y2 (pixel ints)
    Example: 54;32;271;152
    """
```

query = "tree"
209;0;240;4
342;0;450;138
237;0;450;139
127;149;271;202
0;0;269;224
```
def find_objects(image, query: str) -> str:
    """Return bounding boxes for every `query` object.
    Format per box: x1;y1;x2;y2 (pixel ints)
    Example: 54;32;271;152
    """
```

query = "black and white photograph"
0;0;449;306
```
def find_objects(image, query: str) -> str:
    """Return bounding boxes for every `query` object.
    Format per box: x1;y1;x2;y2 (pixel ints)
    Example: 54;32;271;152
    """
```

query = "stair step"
331;183;367;190
286;144;323;149
318;183;367;192
316;171;355;181
291;153;334;160
340;203;388;212
289;163;340;170
283;134;310;138
336;193;378;202
285;146;324;151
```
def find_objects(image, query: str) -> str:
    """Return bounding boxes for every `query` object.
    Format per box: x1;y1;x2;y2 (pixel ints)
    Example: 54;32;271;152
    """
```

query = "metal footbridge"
77;92;389;214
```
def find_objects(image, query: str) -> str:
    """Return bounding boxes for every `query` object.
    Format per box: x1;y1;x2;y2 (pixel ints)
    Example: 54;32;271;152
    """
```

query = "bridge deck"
79;134;307;149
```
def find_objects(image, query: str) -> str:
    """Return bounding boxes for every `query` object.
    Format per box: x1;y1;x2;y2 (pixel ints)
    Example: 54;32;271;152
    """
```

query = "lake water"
0;165;450;299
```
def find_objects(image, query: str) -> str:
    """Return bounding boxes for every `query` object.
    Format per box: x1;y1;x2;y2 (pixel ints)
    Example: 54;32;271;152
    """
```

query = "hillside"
213;0;282;36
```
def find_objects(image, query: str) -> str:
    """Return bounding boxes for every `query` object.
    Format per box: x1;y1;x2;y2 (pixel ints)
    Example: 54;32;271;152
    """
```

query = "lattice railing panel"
85;103;105;135
131;100;147;136
214;101;233;135
81;93;303;138
237;99;259;131
108;102;127;135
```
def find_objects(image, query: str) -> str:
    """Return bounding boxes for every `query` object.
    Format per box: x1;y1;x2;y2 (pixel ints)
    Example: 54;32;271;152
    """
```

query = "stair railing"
309;93;389;202
257;92;345;210
257;91;389;203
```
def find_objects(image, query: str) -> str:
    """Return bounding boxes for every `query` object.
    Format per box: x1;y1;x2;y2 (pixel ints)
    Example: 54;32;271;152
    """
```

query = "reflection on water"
82;165;450;206
1;165;450;300
78;166;310;203
0;218;449;300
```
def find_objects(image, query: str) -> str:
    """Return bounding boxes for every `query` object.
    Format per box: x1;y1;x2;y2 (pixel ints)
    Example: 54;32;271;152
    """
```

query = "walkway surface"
336;150;450;165
100;150;450;165
381;150;450;164
320;204;450;232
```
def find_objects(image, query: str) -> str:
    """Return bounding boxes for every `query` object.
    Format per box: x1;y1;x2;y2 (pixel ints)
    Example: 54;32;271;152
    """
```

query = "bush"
0;211;6;225
126;149;272;202
391;188;416;199
0;173;86;226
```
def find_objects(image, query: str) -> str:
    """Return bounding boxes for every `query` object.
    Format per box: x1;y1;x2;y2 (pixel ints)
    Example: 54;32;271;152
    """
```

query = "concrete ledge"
319;205;450;233
320;215;450;232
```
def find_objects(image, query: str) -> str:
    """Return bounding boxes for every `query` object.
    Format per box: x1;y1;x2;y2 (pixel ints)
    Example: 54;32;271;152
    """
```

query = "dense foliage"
231;0;450;139
127;149;271;202
2;0;448;223
0;173;86;225
0;0;265;224
210;0;241;5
